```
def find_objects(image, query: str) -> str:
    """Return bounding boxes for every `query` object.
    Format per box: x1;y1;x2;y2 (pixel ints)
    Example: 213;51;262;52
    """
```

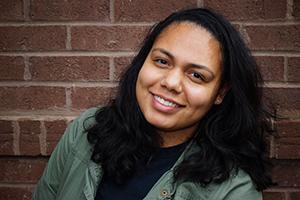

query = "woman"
33;8;273;200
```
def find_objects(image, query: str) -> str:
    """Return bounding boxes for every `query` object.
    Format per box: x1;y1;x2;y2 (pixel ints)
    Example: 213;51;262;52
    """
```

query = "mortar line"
12;121;20;155
0;51;136;57
110;0;115;23
0;81;119;87
197;0;204;7
0;22;154;26
287;0;294;20
284;57;289;82
109;57;115;81
23;0;30;21
65;87;72;111
39;121;47;155
66;26;72;50
23;56;32;81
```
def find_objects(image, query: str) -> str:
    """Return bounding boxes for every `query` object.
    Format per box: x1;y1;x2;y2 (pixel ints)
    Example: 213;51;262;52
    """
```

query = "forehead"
154;22;218;50
151;22;222;72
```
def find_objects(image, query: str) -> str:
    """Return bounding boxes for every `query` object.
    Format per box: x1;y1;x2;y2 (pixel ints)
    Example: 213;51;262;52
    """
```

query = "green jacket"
32;108;262;200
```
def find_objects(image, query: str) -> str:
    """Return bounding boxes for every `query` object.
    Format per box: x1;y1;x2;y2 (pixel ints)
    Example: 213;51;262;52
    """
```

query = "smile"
154;95;179;107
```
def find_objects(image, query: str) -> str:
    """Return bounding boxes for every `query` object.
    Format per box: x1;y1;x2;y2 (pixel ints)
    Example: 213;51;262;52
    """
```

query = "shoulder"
208;170;262;200
175;170;261;200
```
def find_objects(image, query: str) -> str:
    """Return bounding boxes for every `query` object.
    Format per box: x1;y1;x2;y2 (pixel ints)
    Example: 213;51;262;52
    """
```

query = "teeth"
154;95;177;107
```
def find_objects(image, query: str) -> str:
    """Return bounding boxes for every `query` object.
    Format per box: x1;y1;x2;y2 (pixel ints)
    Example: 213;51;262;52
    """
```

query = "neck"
159;126;196;147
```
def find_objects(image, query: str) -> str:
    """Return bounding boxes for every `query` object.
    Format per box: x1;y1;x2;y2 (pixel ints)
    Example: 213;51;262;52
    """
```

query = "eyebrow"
151;48;215;77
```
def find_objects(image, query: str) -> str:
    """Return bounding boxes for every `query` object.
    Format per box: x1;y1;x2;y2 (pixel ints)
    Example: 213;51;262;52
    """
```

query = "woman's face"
136;22;224;146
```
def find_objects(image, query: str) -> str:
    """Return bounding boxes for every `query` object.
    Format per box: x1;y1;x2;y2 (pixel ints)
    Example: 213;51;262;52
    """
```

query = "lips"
151;93;183;108
154;95;178;107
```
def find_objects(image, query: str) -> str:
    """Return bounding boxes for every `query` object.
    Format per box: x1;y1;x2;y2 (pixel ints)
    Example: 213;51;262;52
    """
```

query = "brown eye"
192;72;205;81
155;59;168;65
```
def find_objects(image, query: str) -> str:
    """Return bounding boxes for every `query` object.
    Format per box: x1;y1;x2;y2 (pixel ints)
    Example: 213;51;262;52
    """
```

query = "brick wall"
0;0;299;199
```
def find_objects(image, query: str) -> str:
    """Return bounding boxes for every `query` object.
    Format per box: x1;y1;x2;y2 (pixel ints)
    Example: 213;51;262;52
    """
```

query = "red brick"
29;56;109;81
115;0;196;22
272;160;300;187
0;159;47;183
0;120;14;155
0;56;24;80
204;0;286;21
0;0;24;21
290;192;300;200
30;0;109;21
287;57;300;82
263;88;300;117
71;87;115;110
255;56;284;82
277;120;300;137
45;120;67;155
114;57;133;80
71;26;149;51
0;86;66;111
0;120;13;134
275;137;300;159
19;120;41;155
293;0;300;19
0;26;66;51
0;186;34;200
262;191;285;200
245;25;300;51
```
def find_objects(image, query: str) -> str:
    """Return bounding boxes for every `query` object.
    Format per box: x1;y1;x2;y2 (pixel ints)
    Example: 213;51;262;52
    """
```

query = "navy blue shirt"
95;141;188;200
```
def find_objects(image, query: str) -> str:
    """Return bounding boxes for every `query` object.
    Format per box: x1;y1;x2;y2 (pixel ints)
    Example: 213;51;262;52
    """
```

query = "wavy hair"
86;8;273;190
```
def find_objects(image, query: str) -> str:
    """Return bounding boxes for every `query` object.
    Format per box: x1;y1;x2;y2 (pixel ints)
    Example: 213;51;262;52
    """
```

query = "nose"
160;68;183;93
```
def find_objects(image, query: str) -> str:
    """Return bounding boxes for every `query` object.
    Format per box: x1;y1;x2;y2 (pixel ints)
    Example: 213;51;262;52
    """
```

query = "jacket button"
160;189;169;197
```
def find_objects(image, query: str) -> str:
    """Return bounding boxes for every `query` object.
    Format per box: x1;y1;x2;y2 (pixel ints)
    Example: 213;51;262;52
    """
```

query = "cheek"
185;86;217;109
137;64;160;88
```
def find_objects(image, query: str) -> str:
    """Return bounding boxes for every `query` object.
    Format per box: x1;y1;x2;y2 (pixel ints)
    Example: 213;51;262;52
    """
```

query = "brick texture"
272;161;300;187
290;192;300;200
263;88;300;116
0;86;66;111
0;56;24;80
115;0;196;22
277;120;300;137
29;56;110;81
293;0;300;19
255;56;284;82
114;56;132;80
71;26;149;51
0;186;33;200
0;0;24;21
0;26;66;51
245;25;300;51
71;87;115;110
287;57;300;82
19;120;41;155
0;159;47;183
45;120;67;155
204;0;287;21
275;137;300;159
274;120;300;159
0;120;14;155
0;1;299;199
30;0;110;21
263;192;285;200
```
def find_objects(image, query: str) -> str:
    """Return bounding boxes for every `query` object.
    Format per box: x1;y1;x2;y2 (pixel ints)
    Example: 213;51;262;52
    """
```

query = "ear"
214;85;230;105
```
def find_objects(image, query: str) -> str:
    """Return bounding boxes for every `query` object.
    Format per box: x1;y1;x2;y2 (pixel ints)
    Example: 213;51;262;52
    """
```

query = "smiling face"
136;22;224;147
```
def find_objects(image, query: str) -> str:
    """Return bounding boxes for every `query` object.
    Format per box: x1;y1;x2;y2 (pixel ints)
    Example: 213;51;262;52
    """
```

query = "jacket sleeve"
211;170;262;200
32;108;96;200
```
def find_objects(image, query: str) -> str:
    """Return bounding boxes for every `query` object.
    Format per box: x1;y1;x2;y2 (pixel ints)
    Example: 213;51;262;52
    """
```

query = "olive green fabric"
32;107;262;200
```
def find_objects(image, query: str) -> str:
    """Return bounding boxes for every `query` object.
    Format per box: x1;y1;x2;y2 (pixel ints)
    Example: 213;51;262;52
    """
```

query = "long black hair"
86;8;273;190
